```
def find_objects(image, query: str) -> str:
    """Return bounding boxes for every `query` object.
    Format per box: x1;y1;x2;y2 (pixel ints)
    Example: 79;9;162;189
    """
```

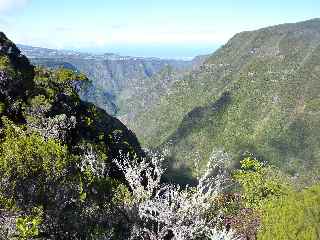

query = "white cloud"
0;0;30;13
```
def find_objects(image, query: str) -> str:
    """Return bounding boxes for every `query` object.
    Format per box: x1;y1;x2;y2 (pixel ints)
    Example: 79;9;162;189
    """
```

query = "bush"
16;207;43;240
0;117;77;209
233;156;320;240
0;118;115;238
258;184;320;240
113;150;237;240
233;156;291;208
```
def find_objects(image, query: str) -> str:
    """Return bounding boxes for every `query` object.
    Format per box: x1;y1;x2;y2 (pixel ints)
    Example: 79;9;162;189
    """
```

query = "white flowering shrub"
114;150;237;240
79;144;108;178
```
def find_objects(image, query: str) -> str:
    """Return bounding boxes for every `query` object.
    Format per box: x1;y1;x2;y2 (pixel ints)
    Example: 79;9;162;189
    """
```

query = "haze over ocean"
1;0;319;58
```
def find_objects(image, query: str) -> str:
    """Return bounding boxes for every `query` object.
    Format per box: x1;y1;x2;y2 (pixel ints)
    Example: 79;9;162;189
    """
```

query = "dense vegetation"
1;18;319;239
129;18;320;182
0;32;145;239
231;156;320;239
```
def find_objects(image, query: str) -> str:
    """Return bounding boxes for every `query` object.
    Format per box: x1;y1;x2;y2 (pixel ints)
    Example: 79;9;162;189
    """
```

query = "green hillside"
130;19;320;180
0;32;145;238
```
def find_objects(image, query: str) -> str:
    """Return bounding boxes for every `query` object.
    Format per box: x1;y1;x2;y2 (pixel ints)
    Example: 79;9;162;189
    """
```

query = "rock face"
18;44;194;115
130;18;320;181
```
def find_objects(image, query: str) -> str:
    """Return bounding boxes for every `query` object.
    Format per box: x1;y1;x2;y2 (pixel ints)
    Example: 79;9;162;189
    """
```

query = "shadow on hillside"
167;91;231;146
161;155;198;187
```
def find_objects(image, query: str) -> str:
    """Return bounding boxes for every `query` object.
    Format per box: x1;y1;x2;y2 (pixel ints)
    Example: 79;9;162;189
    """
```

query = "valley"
17;19;320;183
128;18;320;182
0;13;319;238
18;44;204;116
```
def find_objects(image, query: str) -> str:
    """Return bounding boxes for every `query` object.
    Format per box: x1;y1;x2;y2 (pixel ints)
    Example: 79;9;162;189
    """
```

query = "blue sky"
0;0;319;58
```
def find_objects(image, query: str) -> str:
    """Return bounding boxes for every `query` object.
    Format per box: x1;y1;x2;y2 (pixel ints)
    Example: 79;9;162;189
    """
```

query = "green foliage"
33;67;88;102
0;101;6;114
0;55;10;69
84;116;93;126
130;19;320;181
54;68;87;83
0;117;81;213
258;184;320;240
112;183;133;206
0;117;130;237
29;94;51;109
233;156;291;208
0;117;74;181
234;158;320;239
16;207;43;240
0;32;145;238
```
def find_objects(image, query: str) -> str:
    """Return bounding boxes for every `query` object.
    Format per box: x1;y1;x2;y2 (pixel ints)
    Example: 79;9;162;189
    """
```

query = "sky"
0;0;319;58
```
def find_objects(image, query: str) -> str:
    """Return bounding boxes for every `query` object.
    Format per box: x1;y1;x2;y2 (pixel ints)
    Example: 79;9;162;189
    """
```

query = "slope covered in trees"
0;25;319;239
130;19;320;182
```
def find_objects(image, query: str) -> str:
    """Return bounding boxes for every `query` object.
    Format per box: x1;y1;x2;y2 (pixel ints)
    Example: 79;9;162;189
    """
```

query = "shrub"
231;155;293;239
258;184;320;240
0;118;72;176
16;207;43;240
113;150;237;240
0;118;116;238
33;67;88;102
0;117;77;209
233;156;291;208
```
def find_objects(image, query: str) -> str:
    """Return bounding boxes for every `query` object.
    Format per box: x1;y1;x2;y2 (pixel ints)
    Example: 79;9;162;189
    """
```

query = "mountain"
0;32;146;237
17;44;196;115
1;26;319;240
129;18;320;181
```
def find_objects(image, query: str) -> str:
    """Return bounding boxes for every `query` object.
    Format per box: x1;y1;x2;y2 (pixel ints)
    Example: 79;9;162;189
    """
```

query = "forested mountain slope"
130;19;320;180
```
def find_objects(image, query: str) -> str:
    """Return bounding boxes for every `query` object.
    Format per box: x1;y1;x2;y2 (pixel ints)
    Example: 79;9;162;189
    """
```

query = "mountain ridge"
129;18;320;181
